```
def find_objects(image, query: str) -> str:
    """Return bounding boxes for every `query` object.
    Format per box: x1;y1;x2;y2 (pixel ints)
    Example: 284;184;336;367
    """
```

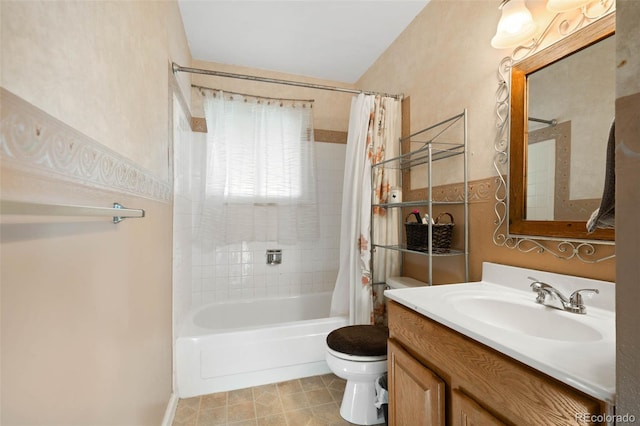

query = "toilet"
326;324;389;425
326;277;426;425
386;275;427;290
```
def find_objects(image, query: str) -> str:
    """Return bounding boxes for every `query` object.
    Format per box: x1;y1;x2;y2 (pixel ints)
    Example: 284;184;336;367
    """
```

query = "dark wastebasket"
375;373;389;425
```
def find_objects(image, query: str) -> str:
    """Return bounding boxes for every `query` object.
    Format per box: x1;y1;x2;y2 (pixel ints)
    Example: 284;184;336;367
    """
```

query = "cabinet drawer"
388;301;605;425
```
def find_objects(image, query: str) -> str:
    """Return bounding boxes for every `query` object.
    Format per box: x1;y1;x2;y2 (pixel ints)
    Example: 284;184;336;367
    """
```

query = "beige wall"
1;0;191;180
357;0;615;284
357;0;506;186
615;0;640;416
1;1;190;424
1;173;173;425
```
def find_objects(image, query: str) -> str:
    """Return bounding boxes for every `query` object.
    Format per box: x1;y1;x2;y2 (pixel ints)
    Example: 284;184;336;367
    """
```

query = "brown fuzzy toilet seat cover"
326;325;389;357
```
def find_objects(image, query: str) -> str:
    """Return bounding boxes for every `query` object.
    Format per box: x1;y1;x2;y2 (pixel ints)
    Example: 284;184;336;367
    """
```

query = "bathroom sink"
384;263;616;404
451;295;603;342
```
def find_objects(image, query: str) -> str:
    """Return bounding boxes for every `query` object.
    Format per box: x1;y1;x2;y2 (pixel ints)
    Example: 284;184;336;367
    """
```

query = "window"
199;91;319;244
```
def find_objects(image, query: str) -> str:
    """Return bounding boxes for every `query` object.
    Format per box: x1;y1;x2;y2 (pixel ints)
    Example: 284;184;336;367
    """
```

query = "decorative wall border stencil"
406;177;494;203
0;89;171;203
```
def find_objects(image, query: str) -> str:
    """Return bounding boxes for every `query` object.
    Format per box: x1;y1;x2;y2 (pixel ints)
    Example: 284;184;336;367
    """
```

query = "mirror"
509;14;615;241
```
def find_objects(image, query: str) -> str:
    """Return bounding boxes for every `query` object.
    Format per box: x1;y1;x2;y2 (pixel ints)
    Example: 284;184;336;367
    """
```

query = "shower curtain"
330;94;401;325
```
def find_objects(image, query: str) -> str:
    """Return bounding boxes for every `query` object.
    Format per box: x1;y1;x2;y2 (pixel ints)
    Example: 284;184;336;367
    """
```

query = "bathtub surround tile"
241;251;254;264
215;289;230;302
229;251;242;265
202;276;217;292
189;143;345;306
265;266;279;276
201;291;217;305
215;264;229;277
229;264;242;277
216;252;228;264
241;275;254;288
302;272;313;285
253;274;266;288
241;264;253;277
253;262;267;275
192;292;203;307
229;276;242;289
266;286;280;298
203;266;216;279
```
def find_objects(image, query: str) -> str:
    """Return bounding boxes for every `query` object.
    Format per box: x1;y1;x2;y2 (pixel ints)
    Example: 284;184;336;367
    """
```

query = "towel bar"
0;200;145;224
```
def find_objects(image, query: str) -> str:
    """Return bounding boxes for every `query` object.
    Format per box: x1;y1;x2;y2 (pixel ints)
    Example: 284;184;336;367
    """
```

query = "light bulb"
491;0;538;49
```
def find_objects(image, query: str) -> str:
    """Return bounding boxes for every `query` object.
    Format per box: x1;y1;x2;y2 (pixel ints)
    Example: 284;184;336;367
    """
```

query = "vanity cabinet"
388;339;445;425
451;390;505;426
387;300;607;425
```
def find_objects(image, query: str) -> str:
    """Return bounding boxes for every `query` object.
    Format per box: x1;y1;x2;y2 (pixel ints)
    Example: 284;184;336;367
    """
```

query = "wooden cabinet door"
451;389;506;426
388;339;445;426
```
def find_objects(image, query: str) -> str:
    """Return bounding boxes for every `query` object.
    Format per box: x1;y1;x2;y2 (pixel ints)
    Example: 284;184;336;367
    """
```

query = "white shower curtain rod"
172;63;402;99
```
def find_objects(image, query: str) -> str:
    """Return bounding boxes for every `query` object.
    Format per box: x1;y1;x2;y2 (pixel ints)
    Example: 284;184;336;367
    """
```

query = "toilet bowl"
326;325;389;425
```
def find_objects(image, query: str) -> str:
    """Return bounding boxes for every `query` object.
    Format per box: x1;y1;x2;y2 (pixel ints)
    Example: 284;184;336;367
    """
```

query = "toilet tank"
386;276;427;290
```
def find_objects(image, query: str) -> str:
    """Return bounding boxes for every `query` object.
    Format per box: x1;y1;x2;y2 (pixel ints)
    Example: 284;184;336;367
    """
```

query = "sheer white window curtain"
199;90;319;245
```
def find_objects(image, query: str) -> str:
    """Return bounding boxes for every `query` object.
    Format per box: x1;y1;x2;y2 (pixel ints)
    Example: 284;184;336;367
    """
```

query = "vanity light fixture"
490;0;537;49
546;0;594;13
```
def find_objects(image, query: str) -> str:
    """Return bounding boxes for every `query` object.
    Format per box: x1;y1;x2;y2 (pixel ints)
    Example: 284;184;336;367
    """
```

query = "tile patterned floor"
172;373;361;426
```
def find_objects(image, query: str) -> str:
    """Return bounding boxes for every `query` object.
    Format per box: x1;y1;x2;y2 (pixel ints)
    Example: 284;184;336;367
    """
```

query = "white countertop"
385;262;616;404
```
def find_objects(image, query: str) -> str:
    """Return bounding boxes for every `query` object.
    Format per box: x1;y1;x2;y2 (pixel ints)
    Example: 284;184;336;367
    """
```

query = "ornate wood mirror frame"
493;7;615;263
510;14;615;241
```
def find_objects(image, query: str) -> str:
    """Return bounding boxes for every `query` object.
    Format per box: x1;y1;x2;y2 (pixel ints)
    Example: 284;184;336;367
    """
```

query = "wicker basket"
404;212;454;252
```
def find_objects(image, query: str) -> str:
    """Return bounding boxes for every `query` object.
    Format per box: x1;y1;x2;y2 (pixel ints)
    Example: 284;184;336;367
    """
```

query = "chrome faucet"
528;277;599;314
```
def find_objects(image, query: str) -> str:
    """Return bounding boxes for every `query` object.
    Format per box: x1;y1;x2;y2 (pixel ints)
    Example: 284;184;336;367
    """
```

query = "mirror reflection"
525;35;615;222
508;13;615;241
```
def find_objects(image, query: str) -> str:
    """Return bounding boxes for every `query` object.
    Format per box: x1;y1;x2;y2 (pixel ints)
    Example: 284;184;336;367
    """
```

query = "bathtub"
176;291;348;397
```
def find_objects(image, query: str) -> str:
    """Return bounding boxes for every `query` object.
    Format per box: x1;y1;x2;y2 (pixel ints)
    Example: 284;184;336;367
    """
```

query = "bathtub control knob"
266;249;282;265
